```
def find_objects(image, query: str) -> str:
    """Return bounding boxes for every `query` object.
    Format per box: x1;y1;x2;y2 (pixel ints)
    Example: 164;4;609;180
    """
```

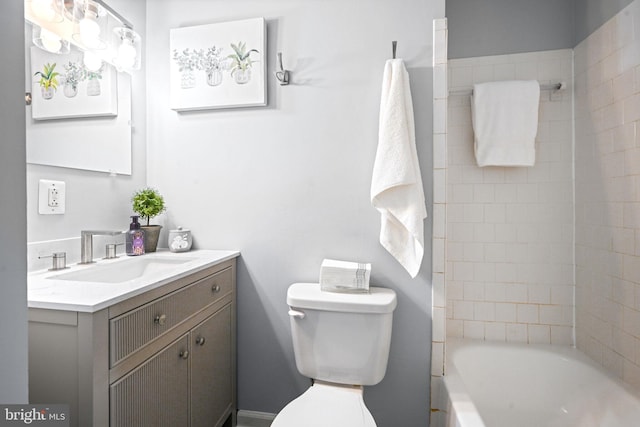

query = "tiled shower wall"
430;17;448;427
574;0;640;388
446;50;575;345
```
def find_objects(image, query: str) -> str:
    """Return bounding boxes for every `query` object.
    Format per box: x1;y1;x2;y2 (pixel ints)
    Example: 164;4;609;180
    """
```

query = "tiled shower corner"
430;16;448;427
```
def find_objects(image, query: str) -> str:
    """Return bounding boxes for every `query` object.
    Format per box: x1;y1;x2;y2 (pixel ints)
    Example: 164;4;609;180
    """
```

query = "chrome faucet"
80;230;124;264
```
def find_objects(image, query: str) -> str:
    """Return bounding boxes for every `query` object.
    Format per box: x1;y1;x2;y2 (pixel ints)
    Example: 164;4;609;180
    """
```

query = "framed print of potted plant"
169;17;266;111
34;62;59;100
30;47;118;120
62;61;84;98
228;42;259;85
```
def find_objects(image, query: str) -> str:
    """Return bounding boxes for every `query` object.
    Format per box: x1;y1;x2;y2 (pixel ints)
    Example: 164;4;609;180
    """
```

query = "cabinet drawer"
110;266;232;367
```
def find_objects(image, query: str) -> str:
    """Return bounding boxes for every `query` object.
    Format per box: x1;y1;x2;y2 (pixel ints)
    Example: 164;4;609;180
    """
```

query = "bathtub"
444;339;640;427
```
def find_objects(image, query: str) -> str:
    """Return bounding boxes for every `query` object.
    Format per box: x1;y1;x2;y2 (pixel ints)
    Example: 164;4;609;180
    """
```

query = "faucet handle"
39;252;67;271
105;243;124;259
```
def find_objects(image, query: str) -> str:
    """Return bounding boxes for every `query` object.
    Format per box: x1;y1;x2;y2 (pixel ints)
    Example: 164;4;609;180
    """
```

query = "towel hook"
275;52;290;86
392;41;397;59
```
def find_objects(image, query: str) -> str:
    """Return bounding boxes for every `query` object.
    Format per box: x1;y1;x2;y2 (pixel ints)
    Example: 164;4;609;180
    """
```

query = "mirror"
24;0;133;175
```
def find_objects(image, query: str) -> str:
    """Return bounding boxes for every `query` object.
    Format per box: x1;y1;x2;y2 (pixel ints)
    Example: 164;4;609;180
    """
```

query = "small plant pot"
141;225;162;253
206;70;223;86
181;69;196;89
41;86;54;100
87;79;101;96
64;83;78;98
233;68;251;85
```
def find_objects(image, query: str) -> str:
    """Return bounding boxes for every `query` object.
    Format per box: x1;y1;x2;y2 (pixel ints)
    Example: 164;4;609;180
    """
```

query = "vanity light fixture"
32;25;70;54
29;0;64;23
24;0;142;74
72;0;107;50
112;27;141;72
82;50;103;71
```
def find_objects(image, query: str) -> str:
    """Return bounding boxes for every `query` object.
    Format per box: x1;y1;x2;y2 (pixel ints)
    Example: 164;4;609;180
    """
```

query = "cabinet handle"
154;314;167;326
179;350;189;360
212;284;221;293
196;336;206;346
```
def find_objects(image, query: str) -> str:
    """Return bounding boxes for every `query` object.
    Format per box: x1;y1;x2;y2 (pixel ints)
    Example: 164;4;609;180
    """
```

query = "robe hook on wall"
392;40;397;59
275;52;290;85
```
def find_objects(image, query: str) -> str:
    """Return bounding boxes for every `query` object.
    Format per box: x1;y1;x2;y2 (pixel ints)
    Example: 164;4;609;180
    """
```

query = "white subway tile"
447;319;464;337
433;272;446;308
485;322;506;341
495;303;517;322
431;341;445;376
474;302;496;321
506;323;528;342
453;300;474;320
450;66;473;89
550;325;574;345
473;64;494;84
463;281;484;300
528;324;551;344
517;304;539;323
433;307;446;341
464;320;485;339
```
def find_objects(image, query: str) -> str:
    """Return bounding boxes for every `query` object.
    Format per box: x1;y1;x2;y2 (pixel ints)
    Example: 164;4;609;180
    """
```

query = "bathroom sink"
48;256;195;284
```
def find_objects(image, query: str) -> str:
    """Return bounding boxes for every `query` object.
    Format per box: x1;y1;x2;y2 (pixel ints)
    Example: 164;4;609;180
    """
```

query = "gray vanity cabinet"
191;304;233;427
28;258;236;427
110;334;190;427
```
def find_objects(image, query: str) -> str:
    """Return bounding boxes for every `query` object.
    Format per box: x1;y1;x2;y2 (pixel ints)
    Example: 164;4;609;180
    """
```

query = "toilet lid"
271;382;376;427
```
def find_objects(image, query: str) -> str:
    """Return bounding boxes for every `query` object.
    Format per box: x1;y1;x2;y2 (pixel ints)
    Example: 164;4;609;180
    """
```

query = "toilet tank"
287;283;397;386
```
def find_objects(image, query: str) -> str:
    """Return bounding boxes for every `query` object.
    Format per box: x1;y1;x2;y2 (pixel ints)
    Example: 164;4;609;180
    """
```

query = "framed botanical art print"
30;47;118;120
169;17;267;111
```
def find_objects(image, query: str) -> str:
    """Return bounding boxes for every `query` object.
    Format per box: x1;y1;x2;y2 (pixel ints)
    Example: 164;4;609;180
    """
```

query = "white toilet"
271;282;397;427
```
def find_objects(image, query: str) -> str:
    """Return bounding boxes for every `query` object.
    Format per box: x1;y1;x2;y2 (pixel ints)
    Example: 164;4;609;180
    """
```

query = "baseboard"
237;410;276;427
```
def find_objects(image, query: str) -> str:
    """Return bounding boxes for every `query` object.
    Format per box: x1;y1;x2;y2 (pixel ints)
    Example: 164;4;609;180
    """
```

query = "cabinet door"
110;334;190;427
191;304;232;427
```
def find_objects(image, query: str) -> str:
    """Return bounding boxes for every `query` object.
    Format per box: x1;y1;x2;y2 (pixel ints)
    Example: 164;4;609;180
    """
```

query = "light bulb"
31;0;58;22
40;28;62;53
83;51;102;71
116;40;137;69
79;17;101;48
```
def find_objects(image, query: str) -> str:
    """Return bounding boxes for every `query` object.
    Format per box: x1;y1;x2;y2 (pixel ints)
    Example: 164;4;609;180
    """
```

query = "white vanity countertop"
28;249;240;313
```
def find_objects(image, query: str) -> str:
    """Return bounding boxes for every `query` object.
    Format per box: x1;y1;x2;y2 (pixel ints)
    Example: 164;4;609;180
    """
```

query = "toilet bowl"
271;283;397;427
271;381;375;427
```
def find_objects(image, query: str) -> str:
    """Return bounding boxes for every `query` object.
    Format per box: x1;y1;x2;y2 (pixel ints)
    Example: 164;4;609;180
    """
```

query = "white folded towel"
320;259;371;293
371;59;427;278
471;80;540;167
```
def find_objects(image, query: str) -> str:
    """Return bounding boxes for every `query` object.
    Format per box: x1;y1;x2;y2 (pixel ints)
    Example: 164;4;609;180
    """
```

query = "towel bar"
449;82;563;97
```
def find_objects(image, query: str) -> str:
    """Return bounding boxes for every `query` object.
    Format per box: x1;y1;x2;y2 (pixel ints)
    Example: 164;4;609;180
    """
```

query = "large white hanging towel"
471;80;540;167
371;59;427;278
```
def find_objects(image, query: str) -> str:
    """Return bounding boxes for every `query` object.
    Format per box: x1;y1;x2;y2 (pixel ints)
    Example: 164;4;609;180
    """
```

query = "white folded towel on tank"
471;80;540;167
320;259;371;293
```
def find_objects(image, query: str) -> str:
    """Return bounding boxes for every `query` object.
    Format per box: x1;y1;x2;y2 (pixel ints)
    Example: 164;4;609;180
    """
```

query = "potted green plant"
34;62;60;100
227;41;259;84
85;66;103;96
201;46;224;86
172;48;202;89
62;61;85;98
132;187;166;253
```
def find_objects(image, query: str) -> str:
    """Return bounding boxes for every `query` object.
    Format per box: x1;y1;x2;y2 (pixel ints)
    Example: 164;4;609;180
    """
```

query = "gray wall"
0;0;28;404
574;0;635;43
447;0;575;59
447;0;636;59
146;0;443;425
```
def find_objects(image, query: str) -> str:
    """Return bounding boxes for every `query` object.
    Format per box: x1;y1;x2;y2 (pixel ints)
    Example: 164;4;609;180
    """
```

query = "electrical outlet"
39;180;65;215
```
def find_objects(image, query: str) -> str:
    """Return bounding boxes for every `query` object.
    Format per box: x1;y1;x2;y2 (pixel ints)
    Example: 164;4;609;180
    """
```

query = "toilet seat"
271;381;377;427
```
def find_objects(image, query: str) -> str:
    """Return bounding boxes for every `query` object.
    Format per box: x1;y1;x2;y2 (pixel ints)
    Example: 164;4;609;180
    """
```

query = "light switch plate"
38;179;66;215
